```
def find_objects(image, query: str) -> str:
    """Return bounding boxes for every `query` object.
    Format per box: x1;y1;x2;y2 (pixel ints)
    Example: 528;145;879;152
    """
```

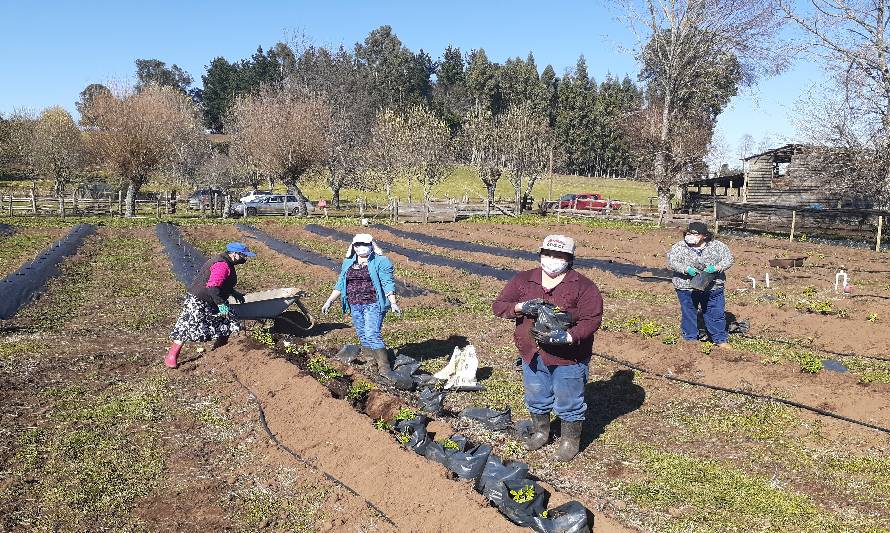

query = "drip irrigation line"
590;350;890;434
237;224;426;297
155;223;207;286
230;370;397;528
739;334;890;363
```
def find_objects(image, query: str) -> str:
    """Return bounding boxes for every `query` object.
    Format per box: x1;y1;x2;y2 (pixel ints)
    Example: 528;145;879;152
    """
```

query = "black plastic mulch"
237;224;426;297
304;224;516;281
0;223;14;237
0;224;96;319
155;222;207;286
381;225;673;279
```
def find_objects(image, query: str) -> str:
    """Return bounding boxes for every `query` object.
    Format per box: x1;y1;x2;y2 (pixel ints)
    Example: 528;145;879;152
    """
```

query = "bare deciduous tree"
461;106;504;215
228;83;331;215
33;107;85;196
364;108;405;202
617;0;787;213
780;0;890;207
0;109;38;181
196;152;239;216
501;102;552;214
401;104;452;206
84;83;206;216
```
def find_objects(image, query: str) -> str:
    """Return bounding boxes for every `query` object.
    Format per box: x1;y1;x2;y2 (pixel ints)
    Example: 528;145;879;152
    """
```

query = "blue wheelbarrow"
227;287;315;331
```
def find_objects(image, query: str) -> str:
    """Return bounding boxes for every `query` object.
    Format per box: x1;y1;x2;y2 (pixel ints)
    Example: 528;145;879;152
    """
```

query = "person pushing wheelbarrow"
165;242;256;368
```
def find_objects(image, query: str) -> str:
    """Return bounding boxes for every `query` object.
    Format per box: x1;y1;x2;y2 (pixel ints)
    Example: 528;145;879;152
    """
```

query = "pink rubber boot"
165;342;183;368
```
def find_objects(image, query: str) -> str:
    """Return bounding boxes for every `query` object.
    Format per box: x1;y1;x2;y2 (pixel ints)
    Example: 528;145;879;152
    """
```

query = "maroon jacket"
493;267;603;365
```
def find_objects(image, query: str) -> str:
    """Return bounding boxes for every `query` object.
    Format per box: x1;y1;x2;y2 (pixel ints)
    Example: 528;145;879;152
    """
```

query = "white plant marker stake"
764;273;771;288
747;276;757;290
835;270;848;293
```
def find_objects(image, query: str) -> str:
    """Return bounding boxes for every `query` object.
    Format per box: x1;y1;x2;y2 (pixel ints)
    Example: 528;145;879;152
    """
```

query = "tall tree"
618;0;786;214
227;83;331;215
33;107;84;196
779;0;890;206
76;83;112;128
401;104;452;206
134;59;193;93
433;45;469;132
461;106;504;214
501;102;553;214
465;49;499;113
84;84;205;216
354;25;433;110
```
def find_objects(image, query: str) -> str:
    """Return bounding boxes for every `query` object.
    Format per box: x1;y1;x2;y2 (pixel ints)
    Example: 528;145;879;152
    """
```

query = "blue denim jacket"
334;253;396;314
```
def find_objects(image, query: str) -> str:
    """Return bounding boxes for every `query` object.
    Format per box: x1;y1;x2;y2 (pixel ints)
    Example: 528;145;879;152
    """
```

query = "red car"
556;193;622;210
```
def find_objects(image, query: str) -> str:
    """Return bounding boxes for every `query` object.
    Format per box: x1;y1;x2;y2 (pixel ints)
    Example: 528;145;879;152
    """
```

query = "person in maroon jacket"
165;242;255;368
493;234;603;462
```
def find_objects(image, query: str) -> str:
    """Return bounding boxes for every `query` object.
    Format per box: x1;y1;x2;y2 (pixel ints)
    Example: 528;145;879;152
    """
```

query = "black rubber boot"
211;336;229;351
372;348;391;374
555;421;583;462
525;413;551;451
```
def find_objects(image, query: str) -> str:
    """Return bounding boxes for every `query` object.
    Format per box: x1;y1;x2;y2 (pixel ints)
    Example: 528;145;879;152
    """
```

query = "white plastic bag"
434;345;481;390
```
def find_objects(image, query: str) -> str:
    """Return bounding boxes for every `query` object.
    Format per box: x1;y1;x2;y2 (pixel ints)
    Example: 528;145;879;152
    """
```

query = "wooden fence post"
8;195;13;216
30;188;37;214
877;215;884;253
59;196;65;217
789;210;796;242
156;197;161;219
118;190;124;216
713;202;719;234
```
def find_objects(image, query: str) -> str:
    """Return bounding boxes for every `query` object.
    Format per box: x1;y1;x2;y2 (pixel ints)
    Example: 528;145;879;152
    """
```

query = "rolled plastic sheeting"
156;222;207;286
238;224;426;297
0;224;95;319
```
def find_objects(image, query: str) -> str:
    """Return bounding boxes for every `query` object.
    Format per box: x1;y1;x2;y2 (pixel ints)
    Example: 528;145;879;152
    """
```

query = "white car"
231;194;315;216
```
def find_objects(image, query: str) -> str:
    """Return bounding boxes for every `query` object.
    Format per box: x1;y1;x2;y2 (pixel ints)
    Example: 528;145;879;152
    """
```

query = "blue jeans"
522;354;588;422
676;288;727;344
350;303;387;349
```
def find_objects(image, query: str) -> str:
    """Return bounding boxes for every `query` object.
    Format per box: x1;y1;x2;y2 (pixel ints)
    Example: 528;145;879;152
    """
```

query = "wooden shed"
742;144;831;207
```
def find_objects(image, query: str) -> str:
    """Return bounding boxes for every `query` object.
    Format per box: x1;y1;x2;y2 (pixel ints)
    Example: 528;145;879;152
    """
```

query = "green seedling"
867;312;879;323
393;407;418;422
440;438;460;450
638;320;662;338
801;286;818;297
346;381;375;402
798;353;823;374
250;328;276;348
701;342;714;355
284;342;315;356
510;484;535;503
306;356;343;384
662;333;679;345
540;510;549;518
396;432;411;445
373;418;390;431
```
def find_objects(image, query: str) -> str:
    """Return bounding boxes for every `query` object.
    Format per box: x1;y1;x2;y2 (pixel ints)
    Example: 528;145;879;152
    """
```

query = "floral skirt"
170;294;241;342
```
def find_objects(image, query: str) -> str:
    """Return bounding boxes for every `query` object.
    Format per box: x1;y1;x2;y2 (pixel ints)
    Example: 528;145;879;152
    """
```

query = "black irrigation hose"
382;225;674;279
590;350;890;434
305;224;516;281
0;223;95;319
237;224;427;298
229;371;397;528
739;334;890;363
156;222;207;286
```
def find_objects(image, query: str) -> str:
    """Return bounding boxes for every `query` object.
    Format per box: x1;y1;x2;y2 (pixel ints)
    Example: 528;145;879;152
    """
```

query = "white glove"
390;301;402;317
321;300;333;315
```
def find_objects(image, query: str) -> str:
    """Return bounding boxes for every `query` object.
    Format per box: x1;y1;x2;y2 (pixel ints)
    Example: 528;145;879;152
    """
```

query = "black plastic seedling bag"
381;369;415;390
334;344;361;364
395;415;431;454
498;478;550;528
459;406;513;431
392;354;422;376
531;303;574;337
412;373;441;388
423;434;468;466
475;455;530;507
418;387;446;415
690;271;717;291
445;443;492;480
530;501;591;533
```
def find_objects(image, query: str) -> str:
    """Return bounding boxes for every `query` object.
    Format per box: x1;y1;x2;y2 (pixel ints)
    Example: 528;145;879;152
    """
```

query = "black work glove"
232;291;246;304
518;298;545;316
533;328;572;345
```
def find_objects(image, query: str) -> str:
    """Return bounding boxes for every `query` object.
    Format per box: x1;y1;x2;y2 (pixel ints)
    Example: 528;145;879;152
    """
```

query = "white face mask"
684;234;703;246
541;256;570;276
353;245;372;257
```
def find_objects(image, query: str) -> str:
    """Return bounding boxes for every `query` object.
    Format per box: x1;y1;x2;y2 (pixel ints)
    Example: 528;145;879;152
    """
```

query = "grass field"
1;166;657;209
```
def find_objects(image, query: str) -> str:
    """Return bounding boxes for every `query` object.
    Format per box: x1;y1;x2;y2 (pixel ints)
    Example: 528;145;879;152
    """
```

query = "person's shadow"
397;335;469;365
557;369;645;448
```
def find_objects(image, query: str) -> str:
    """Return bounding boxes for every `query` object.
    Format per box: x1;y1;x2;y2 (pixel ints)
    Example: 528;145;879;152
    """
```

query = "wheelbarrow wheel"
275;297;315;332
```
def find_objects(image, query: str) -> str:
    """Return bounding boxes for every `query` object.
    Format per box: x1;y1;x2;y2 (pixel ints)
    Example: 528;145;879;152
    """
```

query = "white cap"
540;234;575;255
352;233;373;244
346;233;384;258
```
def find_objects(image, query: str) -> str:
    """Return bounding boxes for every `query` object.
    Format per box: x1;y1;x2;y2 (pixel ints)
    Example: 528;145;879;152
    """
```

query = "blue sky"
1;0;820;160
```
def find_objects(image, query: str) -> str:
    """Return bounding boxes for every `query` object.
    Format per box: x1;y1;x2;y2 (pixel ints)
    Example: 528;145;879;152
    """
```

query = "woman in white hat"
321;233;401;374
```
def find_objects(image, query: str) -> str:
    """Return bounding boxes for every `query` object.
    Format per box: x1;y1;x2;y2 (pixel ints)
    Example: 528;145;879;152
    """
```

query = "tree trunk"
514;185;522;215
332;186;341;209
169;190;177;214
223;194;231;219
486;184;496;217
292;185;309;215
125;181;137;218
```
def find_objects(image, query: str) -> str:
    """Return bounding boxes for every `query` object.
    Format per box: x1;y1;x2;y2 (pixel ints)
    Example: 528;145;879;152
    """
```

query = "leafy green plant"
396;432;410;445
867;312;879;323
801;286;818;297
284;342;315;356
638;320;663;338
306;356;343;384
701;342;714;355
798;353;823;374
346;381;375;402
393;407;418;422
250;328;276;348
662;333;679;345
373;418;390;431
510;484;536;503
796;299;834;315
440;437;460;450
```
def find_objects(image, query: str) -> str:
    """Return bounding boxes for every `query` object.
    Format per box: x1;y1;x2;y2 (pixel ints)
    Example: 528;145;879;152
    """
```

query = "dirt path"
202;338;635;532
